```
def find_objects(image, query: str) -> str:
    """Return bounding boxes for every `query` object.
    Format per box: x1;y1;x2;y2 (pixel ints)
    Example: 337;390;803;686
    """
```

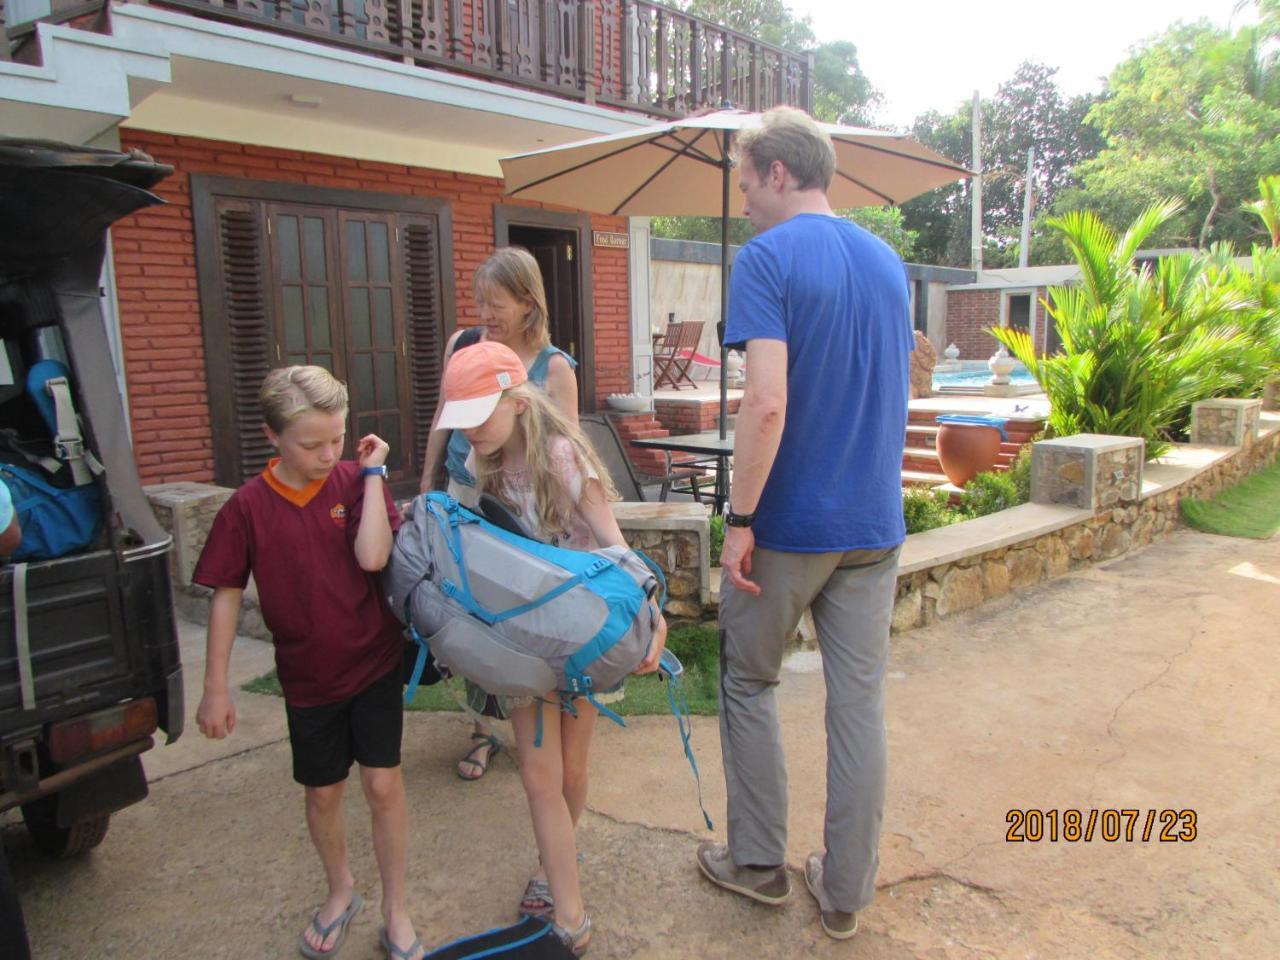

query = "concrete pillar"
1031;434;1145;511
1190;398;1263;447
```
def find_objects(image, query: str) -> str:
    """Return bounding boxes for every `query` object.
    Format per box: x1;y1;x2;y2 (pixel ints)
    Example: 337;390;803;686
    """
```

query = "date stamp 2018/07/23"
1005;808;1197;843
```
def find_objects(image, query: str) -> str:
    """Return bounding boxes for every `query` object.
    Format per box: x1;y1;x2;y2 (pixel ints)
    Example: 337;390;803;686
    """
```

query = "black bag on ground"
425;917;574;960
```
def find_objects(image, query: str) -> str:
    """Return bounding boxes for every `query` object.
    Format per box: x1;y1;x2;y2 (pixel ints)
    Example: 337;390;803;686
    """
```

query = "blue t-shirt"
724;214;912;552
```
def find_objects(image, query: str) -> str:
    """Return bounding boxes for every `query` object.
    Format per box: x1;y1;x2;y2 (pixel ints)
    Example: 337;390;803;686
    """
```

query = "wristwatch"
724;508;756;528
360;465;388;480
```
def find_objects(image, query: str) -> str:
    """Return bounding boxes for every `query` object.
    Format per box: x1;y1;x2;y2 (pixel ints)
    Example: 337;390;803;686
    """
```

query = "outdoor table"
630;430;734;513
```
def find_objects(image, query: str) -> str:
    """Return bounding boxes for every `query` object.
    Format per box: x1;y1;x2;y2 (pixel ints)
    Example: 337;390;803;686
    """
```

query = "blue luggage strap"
421;915;554;959
428;494;635;628
403;595;432;705
665;669;714;830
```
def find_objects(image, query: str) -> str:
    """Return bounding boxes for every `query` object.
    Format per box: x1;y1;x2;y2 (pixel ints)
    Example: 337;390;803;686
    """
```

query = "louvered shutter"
213;199;274;485
399;214;447;470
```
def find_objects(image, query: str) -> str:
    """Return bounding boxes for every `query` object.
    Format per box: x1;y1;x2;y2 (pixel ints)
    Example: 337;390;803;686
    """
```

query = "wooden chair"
653;319;705;390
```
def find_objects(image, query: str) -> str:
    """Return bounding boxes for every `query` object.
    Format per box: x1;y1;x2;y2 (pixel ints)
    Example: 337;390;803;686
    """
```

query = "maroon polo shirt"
193;459;403;707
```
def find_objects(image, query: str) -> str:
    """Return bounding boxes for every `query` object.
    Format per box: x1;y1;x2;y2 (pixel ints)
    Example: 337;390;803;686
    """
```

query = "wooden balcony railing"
103;0;813;118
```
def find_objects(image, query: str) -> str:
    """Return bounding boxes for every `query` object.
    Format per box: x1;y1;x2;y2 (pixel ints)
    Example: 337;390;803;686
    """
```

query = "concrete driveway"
6;527;1278;959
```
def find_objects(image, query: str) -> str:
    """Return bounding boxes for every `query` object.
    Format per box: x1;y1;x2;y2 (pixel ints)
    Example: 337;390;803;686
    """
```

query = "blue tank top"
443;344;577;486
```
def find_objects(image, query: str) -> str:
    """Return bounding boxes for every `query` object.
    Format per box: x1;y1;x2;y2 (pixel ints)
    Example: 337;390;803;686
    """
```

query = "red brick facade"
944;288;1052;360
112;130;632;484
653;396;742;435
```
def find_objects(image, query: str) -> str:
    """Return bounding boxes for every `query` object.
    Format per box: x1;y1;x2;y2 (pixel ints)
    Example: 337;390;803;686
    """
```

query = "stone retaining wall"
614;502;711;622
892;411;1280;633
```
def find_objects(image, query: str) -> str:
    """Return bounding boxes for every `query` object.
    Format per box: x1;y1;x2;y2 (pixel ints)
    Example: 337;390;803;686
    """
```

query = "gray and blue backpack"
385;491;711;827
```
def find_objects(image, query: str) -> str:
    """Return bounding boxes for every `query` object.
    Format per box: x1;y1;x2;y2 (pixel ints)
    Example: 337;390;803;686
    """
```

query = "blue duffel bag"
0;460;101;562
0;358;104;561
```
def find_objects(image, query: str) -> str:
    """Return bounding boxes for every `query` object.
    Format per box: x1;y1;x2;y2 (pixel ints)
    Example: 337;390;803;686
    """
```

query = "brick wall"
654;396;741;434
112;130;631;483
943;289;1001;360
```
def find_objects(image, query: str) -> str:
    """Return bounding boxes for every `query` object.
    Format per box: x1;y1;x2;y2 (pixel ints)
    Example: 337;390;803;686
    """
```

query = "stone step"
905;424;940;447
627;428;672;440
901;468;949;488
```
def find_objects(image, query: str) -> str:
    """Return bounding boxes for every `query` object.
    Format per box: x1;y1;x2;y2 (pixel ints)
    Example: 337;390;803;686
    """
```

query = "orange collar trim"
262;458;328;508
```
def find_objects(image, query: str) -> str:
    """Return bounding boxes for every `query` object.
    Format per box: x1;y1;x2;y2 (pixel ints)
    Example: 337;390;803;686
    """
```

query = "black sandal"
456;732;502;781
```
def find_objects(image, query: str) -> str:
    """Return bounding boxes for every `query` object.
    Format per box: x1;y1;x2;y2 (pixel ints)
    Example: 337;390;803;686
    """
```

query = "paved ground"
6;527;1278;959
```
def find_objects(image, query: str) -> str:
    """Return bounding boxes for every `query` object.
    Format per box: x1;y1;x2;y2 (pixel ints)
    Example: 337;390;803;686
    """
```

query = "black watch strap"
724;509;756;528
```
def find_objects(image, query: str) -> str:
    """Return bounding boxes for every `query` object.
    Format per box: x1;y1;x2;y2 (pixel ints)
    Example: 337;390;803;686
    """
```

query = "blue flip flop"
298;892;363;959
379;925;425;960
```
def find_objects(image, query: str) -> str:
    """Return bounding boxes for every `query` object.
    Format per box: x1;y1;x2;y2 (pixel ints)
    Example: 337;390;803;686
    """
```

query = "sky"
785;0;1257;128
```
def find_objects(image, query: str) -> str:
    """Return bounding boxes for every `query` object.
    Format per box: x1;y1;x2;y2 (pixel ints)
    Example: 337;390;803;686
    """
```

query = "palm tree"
1241;175;1280;247
989;201;1262;457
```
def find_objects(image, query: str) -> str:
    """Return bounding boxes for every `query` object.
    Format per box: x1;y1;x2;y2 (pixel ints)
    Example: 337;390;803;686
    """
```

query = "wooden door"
203;195;447;492
509;225;582;372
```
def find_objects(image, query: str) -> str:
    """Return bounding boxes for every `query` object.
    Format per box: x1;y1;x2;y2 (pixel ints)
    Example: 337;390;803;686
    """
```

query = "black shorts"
285;664;403;787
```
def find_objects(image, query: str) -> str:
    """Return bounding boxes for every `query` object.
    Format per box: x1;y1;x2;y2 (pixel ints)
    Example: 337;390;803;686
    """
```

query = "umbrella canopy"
501;109;971;216
500;109;971;444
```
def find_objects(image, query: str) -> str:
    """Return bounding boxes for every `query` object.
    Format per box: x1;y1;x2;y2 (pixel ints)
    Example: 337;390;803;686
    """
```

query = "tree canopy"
1054;11;1280;251
900;62;1103;267
654;0;1280;267
655;1;902;253
679;0;880;124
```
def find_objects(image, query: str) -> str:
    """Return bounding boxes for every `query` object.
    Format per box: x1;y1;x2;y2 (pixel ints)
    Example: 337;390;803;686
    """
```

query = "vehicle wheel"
20;796;111;859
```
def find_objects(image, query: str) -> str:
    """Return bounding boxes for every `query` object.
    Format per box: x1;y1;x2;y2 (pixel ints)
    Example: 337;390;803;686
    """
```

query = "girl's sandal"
551;913;592;958
518;877;554;918
456;733;502;781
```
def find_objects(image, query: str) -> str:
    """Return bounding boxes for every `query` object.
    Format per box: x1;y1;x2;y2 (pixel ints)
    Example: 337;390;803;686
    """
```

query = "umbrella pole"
719;130;731;443
716;129;732;517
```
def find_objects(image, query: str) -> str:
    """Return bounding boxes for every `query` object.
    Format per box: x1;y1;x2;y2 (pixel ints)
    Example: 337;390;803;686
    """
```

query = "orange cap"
436;339;528;430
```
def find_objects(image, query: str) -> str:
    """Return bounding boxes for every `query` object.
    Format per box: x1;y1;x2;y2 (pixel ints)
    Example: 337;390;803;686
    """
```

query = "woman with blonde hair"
419;246;579;791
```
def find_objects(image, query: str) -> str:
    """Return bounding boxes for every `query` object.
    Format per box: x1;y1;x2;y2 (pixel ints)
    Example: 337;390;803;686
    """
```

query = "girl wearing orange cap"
435;340;668;956
419;248;579;785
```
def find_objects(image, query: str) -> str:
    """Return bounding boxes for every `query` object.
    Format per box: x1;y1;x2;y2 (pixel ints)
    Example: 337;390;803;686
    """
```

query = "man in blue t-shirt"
694;107;913;941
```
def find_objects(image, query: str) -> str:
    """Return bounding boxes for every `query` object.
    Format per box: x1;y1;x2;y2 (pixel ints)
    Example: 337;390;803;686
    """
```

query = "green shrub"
991;200;1266;458
1006;443;1034;504
902;488;959;534
959;469;1021;518
709;513;724;566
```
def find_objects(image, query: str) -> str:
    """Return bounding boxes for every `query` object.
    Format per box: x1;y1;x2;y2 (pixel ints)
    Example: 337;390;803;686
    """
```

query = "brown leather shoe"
804;853;859;940
695;841;791;905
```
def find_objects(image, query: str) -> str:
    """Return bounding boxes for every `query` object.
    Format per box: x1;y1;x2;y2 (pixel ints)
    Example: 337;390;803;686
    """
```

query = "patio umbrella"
500;109;971;439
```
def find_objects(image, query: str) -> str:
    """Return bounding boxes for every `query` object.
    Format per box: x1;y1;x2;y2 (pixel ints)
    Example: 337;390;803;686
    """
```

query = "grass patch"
1180;458;1280;539
239;623;721;717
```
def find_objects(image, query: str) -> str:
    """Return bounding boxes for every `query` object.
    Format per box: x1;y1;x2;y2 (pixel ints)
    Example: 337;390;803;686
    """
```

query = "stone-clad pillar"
1190;398;1263;447
1031;434;1145;511
145;481;235;591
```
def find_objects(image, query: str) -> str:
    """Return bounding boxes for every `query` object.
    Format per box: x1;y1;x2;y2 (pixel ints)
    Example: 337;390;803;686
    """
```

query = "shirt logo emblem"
330;503;347;527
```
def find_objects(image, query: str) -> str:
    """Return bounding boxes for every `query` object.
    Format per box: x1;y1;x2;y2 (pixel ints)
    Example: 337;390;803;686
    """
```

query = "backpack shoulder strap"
0;427;62;475
45;376;103;486
452;326;485;352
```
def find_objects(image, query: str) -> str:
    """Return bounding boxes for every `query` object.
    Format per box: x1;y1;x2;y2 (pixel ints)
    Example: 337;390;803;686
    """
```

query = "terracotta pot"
936;421;1003;486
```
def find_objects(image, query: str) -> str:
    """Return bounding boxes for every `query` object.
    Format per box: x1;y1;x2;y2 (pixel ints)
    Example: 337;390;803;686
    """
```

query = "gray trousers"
718;544;900;913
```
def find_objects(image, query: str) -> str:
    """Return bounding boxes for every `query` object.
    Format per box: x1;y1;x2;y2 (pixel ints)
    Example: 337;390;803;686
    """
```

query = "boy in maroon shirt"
194;366;424;960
